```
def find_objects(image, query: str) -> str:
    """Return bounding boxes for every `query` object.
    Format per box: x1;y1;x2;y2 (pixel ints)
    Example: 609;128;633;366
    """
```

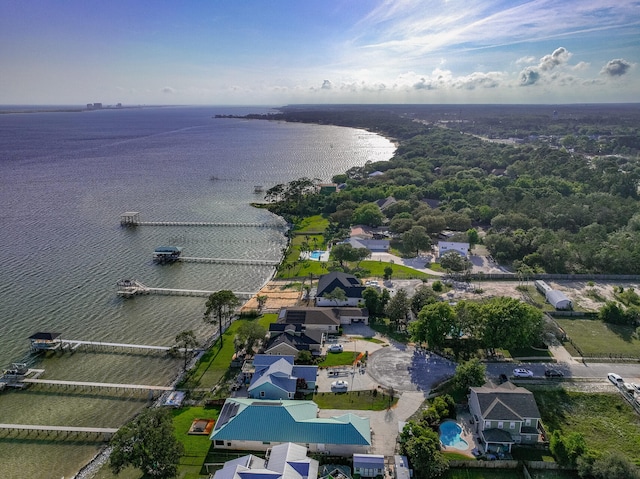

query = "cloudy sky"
1;0;638;105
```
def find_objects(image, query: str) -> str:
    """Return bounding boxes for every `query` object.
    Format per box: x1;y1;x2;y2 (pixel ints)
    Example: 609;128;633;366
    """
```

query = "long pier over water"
179;256;280;266
120;211;285;228
0;423;118;440
116;279;254;299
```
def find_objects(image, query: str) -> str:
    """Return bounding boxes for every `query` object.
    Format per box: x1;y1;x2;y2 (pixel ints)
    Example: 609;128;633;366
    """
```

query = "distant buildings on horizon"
86;102;122;110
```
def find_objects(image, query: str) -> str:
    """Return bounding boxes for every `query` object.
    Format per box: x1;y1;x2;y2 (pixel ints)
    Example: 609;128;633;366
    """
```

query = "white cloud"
600;58;632;77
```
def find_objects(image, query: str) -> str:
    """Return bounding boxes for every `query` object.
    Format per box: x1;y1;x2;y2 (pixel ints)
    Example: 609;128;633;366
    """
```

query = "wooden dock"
116;279;254;299
178;256;280;266
21;378;173;392
58;339;198;354
120;212;285;228
0;423;118;440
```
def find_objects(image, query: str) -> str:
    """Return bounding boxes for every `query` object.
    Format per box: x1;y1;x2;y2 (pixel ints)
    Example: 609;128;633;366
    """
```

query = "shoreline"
37;112;390;479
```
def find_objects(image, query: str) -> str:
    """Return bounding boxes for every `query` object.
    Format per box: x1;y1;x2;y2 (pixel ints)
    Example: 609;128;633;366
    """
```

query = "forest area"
257;104;640;275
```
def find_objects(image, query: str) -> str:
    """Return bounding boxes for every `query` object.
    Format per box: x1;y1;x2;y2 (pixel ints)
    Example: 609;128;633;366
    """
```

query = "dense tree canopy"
259;105;640;275
410;297;543;356
110;408;183;479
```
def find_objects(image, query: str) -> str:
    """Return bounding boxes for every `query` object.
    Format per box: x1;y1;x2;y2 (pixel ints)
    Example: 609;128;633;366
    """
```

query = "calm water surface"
0;106;395;478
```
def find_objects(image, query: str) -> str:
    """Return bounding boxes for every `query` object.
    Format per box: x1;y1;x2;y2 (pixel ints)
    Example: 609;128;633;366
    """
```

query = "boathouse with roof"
29;332;62;351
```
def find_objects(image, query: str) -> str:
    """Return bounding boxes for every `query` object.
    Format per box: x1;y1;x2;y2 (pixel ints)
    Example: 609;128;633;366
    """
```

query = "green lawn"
360;260;433;280
556;318;640;358
312;390;398;410
318;351;359;367
294;215;329;233
180;314;277;389
172;406;221;478
528;471;580;479
350;336;386;344
445;469;525;479
532;388;640;465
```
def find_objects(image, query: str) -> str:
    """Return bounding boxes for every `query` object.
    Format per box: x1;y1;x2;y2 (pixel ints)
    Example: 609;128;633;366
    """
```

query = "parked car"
328;344;343;353
331;380;348;391
513;368;534;378
623;382;635;394
545;368;564;378
607;373;624;385
631;383;640;393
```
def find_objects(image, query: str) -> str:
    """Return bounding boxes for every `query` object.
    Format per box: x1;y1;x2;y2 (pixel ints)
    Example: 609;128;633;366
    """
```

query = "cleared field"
556;318;640;358
532;389;640;465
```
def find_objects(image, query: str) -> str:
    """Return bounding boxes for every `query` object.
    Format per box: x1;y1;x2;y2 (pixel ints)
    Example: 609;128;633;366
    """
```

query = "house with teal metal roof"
210;398;371;455
248;355;317;400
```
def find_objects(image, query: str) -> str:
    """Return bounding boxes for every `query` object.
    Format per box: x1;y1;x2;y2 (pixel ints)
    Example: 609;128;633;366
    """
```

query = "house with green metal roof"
210;398;371;455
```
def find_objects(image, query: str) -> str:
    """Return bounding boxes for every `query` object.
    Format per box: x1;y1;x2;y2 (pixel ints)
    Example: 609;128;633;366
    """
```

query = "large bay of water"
0;106;395;478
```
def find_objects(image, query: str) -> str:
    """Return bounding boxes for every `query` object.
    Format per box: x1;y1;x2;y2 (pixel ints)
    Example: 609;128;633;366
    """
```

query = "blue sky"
1;0;638;105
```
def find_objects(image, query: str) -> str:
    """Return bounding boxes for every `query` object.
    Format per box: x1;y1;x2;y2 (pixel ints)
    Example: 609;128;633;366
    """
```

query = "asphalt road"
485;360;640;384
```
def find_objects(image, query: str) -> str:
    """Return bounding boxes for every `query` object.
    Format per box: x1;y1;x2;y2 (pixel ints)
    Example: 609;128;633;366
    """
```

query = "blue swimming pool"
439;421;469;450
309;250;324;260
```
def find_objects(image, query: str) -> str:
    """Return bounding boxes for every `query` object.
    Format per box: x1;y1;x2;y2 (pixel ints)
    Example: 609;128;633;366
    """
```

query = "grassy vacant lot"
360;260;432;280
556;318;640;358
294;215;329;234
312;389;398;410
181;314;277;390
532;388;640;465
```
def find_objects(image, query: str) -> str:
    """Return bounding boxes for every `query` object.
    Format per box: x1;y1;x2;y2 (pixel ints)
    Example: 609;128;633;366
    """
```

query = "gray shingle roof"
471;382;541;421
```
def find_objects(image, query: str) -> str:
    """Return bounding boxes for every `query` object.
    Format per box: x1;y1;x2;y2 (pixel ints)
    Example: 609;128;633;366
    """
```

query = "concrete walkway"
318;391;425;455
549;343;581;364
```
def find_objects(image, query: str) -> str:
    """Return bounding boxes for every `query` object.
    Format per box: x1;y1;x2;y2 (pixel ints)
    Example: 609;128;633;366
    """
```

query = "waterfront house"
265;324;323;356
211;442;319;479
469;381;543;453
246;355;317;399
277;307;369;334
210;398;371;455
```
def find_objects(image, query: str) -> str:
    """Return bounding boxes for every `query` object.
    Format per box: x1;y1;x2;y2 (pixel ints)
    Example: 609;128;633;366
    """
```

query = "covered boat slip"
153;246;183;263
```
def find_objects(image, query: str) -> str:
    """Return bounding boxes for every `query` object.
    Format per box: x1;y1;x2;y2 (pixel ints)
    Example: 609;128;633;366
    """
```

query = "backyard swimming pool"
309;250;325;260
439;420;469;450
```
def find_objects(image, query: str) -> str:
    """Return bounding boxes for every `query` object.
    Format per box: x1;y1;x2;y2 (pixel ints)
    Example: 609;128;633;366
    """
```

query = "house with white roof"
210;398;371;455
211;442;319;479
437;241;469;258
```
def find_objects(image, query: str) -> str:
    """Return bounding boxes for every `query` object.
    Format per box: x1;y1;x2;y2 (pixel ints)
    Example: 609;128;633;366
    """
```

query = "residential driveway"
318;391;425;455
318;330;457;394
